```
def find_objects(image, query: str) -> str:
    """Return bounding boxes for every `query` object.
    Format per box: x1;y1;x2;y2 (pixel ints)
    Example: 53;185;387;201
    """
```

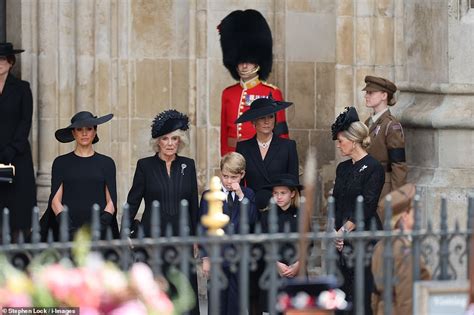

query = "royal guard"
219;9;289;156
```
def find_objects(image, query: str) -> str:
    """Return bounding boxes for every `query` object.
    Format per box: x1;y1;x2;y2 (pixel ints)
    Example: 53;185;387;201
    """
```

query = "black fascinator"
151;109;190;139
331;107;359;140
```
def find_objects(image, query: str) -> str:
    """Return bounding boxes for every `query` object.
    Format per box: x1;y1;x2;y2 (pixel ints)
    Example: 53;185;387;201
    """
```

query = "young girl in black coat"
259;173;303;311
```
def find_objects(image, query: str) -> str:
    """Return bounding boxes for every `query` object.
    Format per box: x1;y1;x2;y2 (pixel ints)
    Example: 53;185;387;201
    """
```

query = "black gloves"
100;211;114;226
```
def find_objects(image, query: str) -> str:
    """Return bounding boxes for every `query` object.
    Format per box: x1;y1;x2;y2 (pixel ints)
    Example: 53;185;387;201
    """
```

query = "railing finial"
201;176;229;236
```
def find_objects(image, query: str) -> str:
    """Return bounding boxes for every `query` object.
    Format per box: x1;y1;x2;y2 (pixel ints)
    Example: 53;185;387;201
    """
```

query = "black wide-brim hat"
0;42;24;56
261;174;304;191
55;111;113;143
218;9;273;81
331;106;359;140
151;109;190;139
234;94;293;124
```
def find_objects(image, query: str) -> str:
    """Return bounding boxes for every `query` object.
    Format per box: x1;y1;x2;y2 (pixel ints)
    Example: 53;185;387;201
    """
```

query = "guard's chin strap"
237;65;260;78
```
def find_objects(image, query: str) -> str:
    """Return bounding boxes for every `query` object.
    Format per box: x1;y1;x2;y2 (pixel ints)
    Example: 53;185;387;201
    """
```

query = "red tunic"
220;77;289;156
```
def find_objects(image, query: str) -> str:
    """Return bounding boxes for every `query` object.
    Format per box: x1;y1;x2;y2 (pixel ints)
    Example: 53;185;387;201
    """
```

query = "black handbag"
0;163;15;183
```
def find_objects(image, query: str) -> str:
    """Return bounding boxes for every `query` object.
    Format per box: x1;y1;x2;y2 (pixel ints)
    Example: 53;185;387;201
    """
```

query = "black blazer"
126;154;199;236
236;135;299;192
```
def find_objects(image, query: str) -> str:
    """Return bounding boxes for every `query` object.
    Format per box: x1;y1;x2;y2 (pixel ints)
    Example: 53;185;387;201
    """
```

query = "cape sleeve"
40;156;65;241
103;156;120;238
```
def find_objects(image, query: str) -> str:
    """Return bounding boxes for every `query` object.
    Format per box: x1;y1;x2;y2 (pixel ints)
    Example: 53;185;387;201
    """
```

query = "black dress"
40;152;120;240
0;74;36;231
332;154;384;315
126;154;200;315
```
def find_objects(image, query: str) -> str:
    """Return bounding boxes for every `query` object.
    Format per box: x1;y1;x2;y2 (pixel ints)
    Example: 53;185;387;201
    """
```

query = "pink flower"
109;300;147;315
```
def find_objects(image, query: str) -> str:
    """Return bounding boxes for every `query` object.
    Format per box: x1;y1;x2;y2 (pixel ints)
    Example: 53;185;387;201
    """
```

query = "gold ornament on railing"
201;176;230;236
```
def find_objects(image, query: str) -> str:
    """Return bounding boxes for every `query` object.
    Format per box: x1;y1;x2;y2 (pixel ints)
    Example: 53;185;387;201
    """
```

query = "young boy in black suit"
198;152;258;315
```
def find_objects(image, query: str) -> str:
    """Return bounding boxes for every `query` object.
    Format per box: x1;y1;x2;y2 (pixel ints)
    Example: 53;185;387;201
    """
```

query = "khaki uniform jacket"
365;110;407;219
371;237;431;315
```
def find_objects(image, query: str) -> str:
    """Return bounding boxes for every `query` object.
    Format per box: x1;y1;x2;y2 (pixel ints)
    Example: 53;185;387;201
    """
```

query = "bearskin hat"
218;9;273;81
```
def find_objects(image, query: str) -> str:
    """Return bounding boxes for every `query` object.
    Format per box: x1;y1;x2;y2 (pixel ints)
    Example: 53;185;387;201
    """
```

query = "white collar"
371;108;389;123
221;185;233;195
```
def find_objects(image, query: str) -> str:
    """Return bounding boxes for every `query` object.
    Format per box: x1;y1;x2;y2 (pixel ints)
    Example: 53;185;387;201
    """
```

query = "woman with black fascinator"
331;107;385;315
125;109;200;315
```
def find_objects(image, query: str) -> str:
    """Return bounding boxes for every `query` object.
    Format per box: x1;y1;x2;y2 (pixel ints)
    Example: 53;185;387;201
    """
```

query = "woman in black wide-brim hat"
235;95;299;315
235;95;299;197
125;109;200;315
0;42;37;242
40;111;119;241
331;106;384;315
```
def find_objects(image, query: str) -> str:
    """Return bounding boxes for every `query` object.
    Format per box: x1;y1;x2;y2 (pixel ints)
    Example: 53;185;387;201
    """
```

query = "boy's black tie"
227;192;234;209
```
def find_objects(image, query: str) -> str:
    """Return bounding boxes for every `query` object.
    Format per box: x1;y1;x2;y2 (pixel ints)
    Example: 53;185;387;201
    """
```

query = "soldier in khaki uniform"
363;75;407;220
371;183;431;315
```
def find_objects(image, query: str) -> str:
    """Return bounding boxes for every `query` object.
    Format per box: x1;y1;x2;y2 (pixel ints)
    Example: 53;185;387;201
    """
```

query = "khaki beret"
378;183;416;226
362;75;397;94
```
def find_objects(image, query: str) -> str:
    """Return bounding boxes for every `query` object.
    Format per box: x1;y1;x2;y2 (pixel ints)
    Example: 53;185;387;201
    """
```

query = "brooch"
359;165;367;172
374;125;381;136
181;163;187;175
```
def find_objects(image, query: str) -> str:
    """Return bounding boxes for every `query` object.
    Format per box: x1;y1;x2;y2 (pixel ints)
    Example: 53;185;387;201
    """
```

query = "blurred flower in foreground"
0;228;178;315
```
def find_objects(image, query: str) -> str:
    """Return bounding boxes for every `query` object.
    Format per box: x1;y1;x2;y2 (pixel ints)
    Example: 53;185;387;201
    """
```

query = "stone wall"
8;0;473;223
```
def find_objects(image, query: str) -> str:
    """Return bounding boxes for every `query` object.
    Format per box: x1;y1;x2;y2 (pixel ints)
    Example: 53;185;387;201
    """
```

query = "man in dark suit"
199;152;258;315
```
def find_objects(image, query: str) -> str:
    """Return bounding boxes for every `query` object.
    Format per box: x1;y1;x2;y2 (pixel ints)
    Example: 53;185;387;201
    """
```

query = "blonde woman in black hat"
235;96;298;315
363;75;407;220
331;107;385;315
219;9;289;156
0;43;37;241
125;109;200;315
371;183;431;315
40;111;119;241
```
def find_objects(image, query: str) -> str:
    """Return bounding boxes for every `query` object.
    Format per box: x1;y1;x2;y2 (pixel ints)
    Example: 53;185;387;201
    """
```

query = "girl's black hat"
261;173;303;191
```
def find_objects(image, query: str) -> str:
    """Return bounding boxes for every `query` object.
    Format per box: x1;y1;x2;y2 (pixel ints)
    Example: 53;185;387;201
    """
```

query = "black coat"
126;154;199;237
0;74;36;230
333;154;385;231
236;135;299;192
